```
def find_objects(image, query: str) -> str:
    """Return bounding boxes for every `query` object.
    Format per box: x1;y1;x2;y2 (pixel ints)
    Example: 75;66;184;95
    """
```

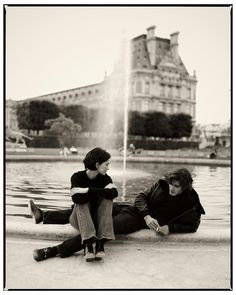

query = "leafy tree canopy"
45;113;82;137
17;100;59;132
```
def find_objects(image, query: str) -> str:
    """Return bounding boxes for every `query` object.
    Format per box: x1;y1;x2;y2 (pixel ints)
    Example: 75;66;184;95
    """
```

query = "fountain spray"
122;33;131;200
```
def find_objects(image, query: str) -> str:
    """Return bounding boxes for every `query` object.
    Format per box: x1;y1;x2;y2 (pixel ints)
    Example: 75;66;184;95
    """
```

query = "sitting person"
32;168;205;262
33;147;118;262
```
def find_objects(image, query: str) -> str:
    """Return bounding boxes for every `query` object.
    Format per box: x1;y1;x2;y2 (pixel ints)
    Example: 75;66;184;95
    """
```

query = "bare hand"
144;215;160;232
70;187;88;196
105;183;117;189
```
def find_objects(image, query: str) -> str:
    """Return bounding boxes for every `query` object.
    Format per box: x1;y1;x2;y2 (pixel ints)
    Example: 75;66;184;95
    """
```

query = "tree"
60;105;89;131
144;112;172;138
45;113;82;136
16;102;31;133
45;113;82;146
169;113;193;138
128;111;146;136
17;100;59;133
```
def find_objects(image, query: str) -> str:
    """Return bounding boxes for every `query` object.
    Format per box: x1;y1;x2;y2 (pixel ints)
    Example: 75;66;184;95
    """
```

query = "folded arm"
71;183;118;204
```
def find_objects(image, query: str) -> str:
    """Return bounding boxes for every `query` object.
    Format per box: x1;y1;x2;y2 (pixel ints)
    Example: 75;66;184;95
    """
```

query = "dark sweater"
71;170;118;204
134;179;205;233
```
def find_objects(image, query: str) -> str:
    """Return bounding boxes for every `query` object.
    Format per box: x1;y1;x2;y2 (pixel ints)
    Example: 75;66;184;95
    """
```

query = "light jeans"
69;198;115;243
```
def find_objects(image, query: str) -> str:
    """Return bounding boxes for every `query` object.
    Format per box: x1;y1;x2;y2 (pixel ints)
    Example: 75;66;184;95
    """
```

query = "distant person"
60;146;70;156
31;168;205;262
129;143;136;155
209;149;217;159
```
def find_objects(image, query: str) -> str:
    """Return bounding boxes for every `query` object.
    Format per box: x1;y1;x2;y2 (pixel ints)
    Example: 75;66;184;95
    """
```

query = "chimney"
146;26;156;66
170;31;179;58
147;25;156;40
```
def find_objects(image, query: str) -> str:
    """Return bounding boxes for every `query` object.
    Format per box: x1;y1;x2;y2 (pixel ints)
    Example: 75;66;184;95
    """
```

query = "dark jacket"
134;179;205;233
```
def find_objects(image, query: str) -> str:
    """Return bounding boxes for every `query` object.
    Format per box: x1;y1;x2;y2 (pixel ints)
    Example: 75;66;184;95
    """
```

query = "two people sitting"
29;147;205;263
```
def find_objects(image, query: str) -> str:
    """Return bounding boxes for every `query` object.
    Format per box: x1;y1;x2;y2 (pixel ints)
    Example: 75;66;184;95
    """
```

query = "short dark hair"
83;147;111;170
165;168;193;191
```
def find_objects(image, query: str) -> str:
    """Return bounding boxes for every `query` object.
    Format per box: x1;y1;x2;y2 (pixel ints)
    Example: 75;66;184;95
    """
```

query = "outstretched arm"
134;181;161;232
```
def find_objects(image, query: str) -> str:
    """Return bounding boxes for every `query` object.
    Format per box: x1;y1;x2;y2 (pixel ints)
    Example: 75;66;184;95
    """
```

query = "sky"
5;5;231;125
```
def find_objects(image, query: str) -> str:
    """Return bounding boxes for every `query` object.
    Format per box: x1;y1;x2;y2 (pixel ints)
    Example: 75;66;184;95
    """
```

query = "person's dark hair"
83;147;111;170
165;168;193;191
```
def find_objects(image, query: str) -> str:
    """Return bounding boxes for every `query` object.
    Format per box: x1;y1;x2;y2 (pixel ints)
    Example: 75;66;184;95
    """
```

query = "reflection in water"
6;161;230;226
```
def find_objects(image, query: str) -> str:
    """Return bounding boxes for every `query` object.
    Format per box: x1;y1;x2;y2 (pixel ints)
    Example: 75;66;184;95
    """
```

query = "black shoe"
28;200;43;224
33;247;55;262
84;243;95;262
95;240;106;261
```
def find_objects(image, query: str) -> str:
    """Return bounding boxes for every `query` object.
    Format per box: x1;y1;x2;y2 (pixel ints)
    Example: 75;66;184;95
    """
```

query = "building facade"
6;26;197;129
130;26;197;121
6;99;18;130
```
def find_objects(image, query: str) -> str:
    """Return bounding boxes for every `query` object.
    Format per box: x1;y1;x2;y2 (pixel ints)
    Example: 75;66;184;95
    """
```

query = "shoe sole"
28;201;37;224
85;257;95;262
94;256;103;261
28;200;42;224
95;252;105;261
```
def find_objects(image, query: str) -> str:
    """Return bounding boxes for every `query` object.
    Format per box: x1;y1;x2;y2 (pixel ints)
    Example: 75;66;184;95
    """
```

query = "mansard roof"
131;32;189;75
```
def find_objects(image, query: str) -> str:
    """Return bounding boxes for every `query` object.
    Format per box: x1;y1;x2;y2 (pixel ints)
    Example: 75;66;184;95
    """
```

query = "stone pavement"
5;237;231;290
5;218;232;290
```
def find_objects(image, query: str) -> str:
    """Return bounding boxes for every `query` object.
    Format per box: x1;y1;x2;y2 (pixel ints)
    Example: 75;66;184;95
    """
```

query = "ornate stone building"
6;26;197;128
130;26;197;121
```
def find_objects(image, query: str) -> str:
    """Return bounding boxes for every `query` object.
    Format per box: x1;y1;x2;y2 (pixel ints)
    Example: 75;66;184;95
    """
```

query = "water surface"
6;161;230;227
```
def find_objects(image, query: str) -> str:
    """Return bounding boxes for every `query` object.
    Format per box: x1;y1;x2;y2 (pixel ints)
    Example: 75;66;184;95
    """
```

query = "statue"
6;126;32;146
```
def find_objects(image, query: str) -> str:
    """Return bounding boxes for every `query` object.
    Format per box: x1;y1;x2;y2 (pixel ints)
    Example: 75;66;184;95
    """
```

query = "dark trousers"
57;203;147;258
43;209;72;224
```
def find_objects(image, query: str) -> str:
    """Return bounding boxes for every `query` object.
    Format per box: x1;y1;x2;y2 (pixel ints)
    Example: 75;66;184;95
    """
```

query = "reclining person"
32;168;205;261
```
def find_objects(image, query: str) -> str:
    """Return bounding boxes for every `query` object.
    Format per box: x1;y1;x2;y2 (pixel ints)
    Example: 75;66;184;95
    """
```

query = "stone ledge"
6;154;230;166
6;221;230;243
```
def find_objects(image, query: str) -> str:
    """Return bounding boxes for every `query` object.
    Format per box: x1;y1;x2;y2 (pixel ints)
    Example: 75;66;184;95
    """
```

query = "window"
160;85;165;97
168;85;173;97
162;102;166;112
63;96;66;100
176;86;181;98
75;93;78;97
188;88;191;99
88;90;92;95
145;81;150;94
135;100;142;111
136;80;142;93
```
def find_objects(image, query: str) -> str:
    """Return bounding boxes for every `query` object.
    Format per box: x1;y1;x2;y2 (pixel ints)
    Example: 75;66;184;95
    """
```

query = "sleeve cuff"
141;210;150;218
